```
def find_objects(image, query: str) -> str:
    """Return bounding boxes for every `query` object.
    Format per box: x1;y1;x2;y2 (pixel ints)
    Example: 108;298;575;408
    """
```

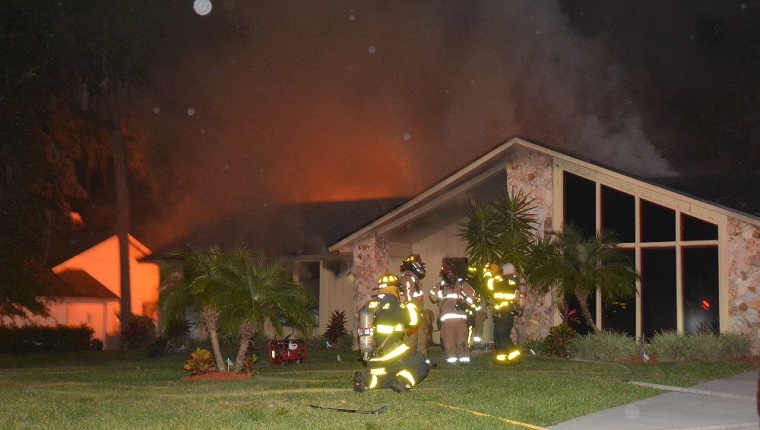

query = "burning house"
327;137;760;353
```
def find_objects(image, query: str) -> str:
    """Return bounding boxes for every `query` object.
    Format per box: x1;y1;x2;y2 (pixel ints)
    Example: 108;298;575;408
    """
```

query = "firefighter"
354;273;430;393
430;262;476;364
465;266;486;349
399;254;432;356
485;262;524;364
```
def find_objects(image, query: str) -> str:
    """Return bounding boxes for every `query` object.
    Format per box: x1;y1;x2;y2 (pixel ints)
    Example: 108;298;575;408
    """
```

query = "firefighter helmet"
502;263;516;275
375;273;401;297
440;261;458;282
400;254;426;279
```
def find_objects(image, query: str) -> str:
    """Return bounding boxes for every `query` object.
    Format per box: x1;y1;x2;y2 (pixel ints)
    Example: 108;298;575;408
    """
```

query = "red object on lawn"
268;336;307;365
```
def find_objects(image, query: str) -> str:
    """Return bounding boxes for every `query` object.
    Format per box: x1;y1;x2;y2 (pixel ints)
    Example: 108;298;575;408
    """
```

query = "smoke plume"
133;0;682;252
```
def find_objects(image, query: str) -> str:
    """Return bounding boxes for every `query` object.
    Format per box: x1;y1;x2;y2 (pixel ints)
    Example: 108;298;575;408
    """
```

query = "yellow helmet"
376;273;401;297
400;254;426;278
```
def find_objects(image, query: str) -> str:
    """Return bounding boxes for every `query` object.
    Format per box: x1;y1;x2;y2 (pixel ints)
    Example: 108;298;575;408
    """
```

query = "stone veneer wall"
727;217;760;354
351;233;389;340
505;149;556;341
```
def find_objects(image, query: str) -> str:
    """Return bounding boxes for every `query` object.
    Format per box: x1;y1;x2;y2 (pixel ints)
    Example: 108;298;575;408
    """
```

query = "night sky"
86;0;760;255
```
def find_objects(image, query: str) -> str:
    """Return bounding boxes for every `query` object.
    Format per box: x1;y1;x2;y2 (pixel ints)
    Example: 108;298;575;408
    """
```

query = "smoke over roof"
122;1;757;253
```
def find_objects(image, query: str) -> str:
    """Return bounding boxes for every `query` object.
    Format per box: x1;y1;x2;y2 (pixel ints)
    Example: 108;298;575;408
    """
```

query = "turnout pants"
440;318;470;362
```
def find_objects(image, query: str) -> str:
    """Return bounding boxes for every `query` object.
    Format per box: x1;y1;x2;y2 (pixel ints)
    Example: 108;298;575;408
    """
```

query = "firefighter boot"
494;349;522;365
390;376;411;393
353;371;367;393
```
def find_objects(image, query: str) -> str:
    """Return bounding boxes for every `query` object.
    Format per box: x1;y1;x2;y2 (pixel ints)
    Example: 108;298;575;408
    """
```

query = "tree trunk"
575;290;600;333
101;88;133;335
233;322;256;372
203;309;225;371
515;292;540;344
112;120;132;332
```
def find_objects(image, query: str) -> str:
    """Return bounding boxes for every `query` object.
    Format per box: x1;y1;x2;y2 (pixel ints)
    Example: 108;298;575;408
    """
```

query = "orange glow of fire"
268;136;423;204
69;211;85;229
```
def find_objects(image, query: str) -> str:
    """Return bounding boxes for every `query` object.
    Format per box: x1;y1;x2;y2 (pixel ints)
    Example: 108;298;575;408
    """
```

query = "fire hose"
429;401;550;430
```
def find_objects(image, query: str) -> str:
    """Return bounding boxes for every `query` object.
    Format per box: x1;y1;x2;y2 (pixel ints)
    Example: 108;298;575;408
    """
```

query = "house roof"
329;137;760;253
329;140;516;251
144;198;410;261
46;269;119;300
56;233;153;268
655;174;760;219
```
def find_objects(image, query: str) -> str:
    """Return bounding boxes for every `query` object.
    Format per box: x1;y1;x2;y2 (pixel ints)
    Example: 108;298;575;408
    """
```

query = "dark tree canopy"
0;1;247;321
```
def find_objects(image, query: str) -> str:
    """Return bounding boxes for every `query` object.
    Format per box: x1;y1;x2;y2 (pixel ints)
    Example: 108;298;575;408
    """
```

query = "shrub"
718;332;752;360
520;338;546;357
646;331;688;362
337;332;354;352
183;348;215;375
323;310;347;347
164;318;192;349
646;331;751;363
240;354;259;376
121;315;156;350
569;331;639;362
543;324;578;357
0;324;94;353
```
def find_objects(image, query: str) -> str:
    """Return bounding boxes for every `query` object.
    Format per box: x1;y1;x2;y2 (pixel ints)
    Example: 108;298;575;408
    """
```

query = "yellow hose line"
429;401;550;430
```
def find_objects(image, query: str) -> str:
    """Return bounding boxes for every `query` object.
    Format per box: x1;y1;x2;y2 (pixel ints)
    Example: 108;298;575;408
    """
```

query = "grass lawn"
0;346;756;430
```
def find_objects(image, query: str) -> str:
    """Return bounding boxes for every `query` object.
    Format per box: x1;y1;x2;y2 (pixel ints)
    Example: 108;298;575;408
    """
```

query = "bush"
569;331;639;362
183;348;215;375
164;318;192;349
543;324;578;357
718;332;753;360
646;331;751;363
239;354;259;376
0;324;94;353
121;315;157;350
323;310;347;347
520;338;546;357
646;331;688;362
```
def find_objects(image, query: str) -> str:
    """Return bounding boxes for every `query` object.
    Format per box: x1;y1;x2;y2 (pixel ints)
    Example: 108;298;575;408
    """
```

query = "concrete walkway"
549;368;759;430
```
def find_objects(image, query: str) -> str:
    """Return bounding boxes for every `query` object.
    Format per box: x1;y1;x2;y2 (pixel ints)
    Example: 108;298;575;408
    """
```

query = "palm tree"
159;246;316;373
528;224;639;333
159;245;228;372
459;189;538;289
460;190;539;344
211;248;316;372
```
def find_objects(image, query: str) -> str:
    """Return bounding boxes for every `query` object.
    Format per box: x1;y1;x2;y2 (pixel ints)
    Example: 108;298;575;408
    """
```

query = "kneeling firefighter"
485;262;526;364
354;273;431;393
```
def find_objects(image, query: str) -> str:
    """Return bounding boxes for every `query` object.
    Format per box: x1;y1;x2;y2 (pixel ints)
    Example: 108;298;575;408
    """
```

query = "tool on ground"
308;404;387;416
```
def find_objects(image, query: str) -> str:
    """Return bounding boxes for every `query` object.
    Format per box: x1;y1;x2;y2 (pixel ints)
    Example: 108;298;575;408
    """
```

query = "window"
641;200;675;242
682;214;718;241
601;186;635;243
561;169;720;340
682;247;719;334
641;248;677;339
563;172;596;239
602;249;636;336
